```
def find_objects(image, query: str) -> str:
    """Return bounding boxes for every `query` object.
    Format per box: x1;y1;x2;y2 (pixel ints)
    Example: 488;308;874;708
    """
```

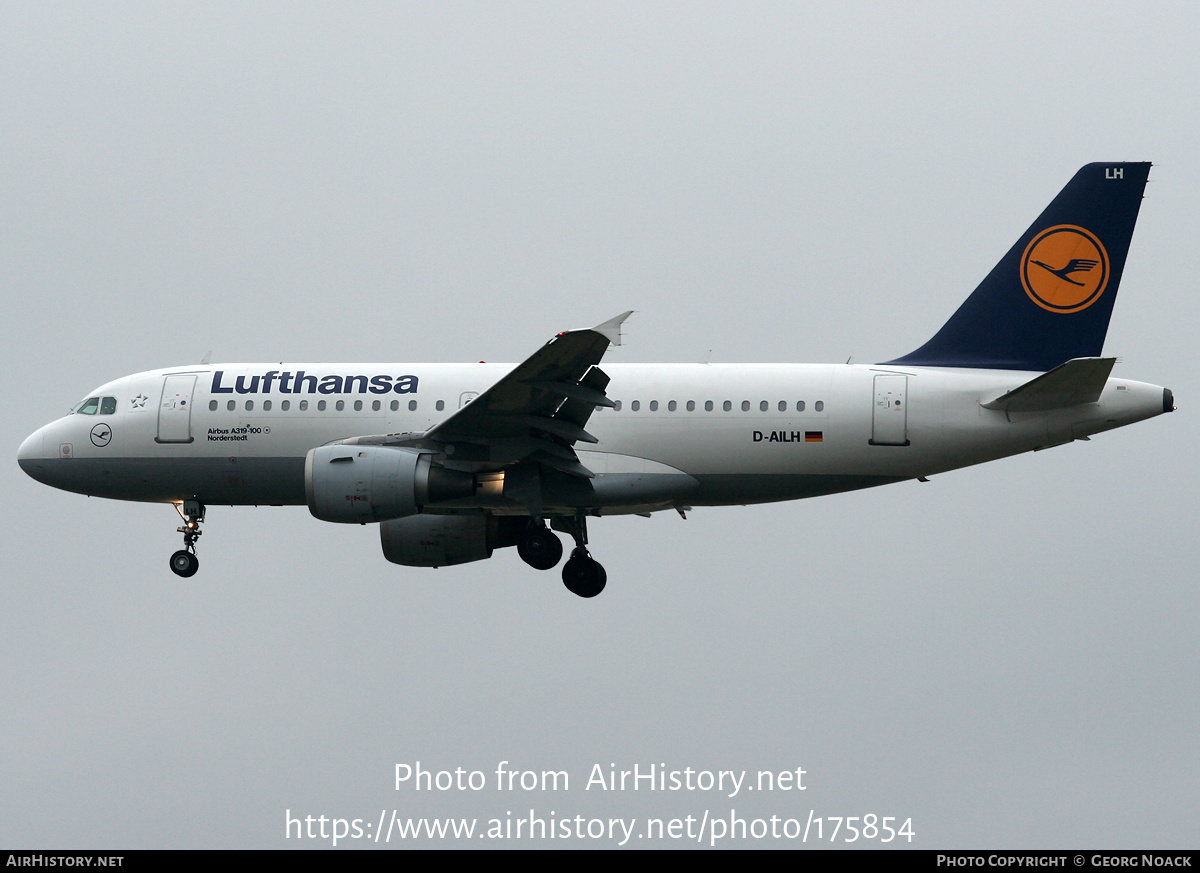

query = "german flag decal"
805;431;823;443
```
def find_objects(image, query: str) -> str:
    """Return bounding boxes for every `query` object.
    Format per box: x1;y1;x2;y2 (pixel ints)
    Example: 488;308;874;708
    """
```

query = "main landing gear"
169;500;205;578
517;514;607;597
517;520;564;571
562;550;606;598
556;512;606;598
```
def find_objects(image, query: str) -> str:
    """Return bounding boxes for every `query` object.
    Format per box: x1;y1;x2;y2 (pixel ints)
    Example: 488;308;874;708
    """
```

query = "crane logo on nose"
90;423;112;448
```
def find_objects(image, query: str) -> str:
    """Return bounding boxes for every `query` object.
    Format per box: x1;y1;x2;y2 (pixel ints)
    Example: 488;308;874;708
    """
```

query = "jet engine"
380;514;524;567
305;445;475;523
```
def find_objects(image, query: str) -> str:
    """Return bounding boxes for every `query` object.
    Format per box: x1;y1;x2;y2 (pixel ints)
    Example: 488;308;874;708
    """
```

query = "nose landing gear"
169;500;205;578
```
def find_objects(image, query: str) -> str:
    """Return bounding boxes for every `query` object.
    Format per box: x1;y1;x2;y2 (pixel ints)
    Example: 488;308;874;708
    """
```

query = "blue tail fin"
885;162;1151;371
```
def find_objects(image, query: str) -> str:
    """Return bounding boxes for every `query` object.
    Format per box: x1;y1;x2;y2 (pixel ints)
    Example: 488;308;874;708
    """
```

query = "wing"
344;312;632;486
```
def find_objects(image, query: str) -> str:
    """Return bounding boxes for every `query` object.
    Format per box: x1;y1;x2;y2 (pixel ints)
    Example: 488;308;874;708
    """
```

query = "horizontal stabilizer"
981;357;1115;412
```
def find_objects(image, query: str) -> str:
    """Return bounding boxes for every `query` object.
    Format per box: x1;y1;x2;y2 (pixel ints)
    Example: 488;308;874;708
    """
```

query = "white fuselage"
17;362;1169;515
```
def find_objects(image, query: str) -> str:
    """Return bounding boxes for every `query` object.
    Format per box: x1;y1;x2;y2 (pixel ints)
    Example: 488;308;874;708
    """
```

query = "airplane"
17;162;1174;597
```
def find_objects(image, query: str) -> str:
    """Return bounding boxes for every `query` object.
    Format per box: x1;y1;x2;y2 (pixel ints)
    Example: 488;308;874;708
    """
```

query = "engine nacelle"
380;514;523;567
305;445;474;523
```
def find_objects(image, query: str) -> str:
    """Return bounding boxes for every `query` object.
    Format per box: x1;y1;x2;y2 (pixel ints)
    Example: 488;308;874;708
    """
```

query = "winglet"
591;311;633;347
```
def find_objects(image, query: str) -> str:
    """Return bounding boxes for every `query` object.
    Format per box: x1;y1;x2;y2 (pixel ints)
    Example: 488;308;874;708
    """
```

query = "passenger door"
157;375;197;443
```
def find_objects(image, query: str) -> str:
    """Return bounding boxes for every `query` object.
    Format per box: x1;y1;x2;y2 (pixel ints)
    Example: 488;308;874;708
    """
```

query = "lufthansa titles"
211;370;419;396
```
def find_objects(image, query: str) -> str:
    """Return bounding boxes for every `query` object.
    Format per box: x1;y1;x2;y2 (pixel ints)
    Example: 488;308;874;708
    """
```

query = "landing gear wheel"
170;500;206;578
518;526;563;570
562;549;606;598
170;550;199;578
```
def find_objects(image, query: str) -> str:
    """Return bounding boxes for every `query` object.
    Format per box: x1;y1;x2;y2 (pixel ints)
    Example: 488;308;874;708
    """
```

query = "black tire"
562;552;606;598
170;550;199;578
518;527;563;570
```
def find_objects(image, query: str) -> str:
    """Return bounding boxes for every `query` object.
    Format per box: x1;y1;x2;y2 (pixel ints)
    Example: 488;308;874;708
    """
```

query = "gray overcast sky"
2;1;1196;849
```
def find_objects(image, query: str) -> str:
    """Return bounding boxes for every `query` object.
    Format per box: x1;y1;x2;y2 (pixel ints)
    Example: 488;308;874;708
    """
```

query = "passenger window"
815;401;825;411
613;400;622;411
796;401;805;411
245;400;254;411
631;401;641;411
371;400;380;411
281;400;290;411
686;401;695;412
436;400;445;411
355;400;364;412
77;397;100;415
227;400;236;411
741;401;750;412
723;401;732;412
759;401;769;412
406;400;415;411
100;397;117;415
705;401;714;411
318;400;327;411
299;400;309;411
649;400;659;411
668;401;677;412
209;400;218;411
778;401;786;412
335;400;345;411
263;400;272;411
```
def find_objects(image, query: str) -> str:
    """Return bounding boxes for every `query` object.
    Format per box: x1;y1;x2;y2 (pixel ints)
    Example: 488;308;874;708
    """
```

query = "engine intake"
305;445;474;523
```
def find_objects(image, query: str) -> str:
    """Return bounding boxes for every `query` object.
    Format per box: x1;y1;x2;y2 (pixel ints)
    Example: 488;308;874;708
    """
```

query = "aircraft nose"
17;427;48;481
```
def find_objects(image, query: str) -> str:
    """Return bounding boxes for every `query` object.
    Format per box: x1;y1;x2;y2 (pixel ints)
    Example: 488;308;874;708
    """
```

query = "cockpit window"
75;397;100;415
100;396;117;415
